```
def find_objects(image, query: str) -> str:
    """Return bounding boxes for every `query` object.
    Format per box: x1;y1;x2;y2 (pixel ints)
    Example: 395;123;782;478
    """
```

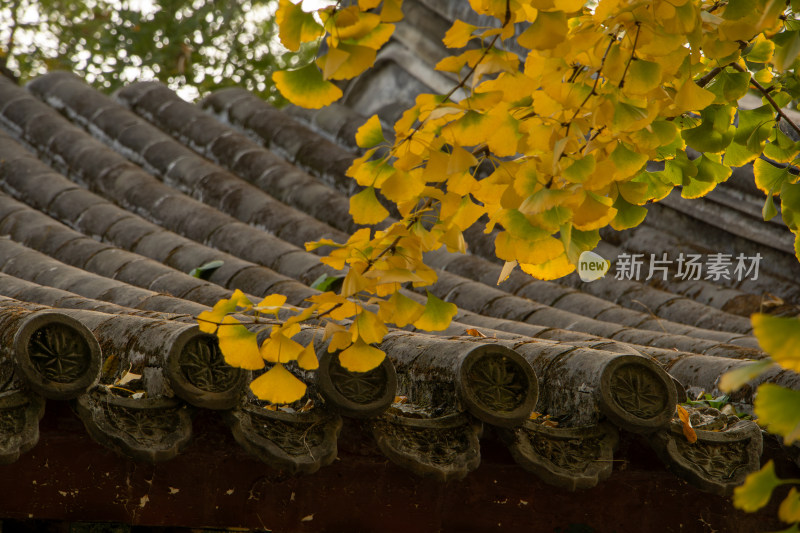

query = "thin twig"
696;65;724;88
565;32;618;135
618;22;641;89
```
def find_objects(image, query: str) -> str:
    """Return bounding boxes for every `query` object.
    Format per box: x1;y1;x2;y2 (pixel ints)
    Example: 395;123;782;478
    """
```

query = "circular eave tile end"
457;344;539;428
599;355;677;433
317;351;397;418
166;327;246;410
13;311;102;400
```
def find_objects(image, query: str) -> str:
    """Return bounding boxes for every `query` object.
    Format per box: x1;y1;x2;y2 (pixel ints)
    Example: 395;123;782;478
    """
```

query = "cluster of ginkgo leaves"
198;0;800;518
720;313;800;528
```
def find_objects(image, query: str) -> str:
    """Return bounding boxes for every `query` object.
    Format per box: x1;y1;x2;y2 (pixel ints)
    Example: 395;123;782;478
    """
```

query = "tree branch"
730;62;800;138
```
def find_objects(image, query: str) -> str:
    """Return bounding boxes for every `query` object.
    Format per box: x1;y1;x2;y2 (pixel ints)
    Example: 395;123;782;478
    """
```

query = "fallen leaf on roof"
677;405;697;444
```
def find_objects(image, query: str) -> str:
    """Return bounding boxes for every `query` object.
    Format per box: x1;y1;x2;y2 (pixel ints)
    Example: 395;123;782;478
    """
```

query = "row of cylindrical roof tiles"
0;72;794;492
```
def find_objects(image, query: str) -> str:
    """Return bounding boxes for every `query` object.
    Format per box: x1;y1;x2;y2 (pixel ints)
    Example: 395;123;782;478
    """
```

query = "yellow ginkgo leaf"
676;404;697;444
380;0;404;22
413;291;458;331
352;309;389;344
326;6;381;43
572;191;618;231
318;46;351;80
719;360;775;392
338;338;386;372
672;78;716;115
752;313;800;372
197;289;254;333
624;59;662;95
520;253;576;280
443;19;477;48
273;64;343;109
356;114;386;149
517;10;567;50
378;291;426;327
216;316;264;370
260;331;305;364
317;43;376;80
754;384;800;445
350;186;390;224
297;340;319;370
276;0;324;52
347;22;395;49
255;294;287;316
250;363;307;404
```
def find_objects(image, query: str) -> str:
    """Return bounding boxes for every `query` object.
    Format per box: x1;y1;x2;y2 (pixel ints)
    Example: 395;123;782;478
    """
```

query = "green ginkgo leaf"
273;64;343;109
755;384;800;444
413;291;458;331
733;461;782;512
752;314;800;372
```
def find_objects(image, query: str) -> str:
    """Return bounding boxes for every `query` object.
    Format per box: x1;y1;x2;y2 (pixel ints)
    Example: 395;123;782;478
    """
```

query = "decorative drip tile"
372;411;481;481
501;421;618;491
225;404;341;475
75;392;193;463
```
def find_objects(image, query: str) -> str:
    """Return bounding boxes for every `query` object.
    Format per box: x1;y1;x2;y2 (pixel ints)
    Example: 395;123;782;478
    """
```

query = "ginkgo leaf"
276;0;324;52
352;309;388;344
779;488;800;524
781;182;800;231
356;114;386;148
255;294;287;316
752;313;800;371
250;363;307;404
733;461;782;512
747;34;775;63
414;290;458;331
719;360;775;392
347;22;395;49
611;143;648;180
764;129;800;163
680;105;735;153
324;6;382;43
672;79;716;114
358;0;381;9
676;405;697;444
755;384;800;445
318;43;377;80
378;291;426;327
318;46;351;80
380;0;404;22
624;59;662;94
261;331;305;364
443;19;476;48
517;10;567;50
611;195;648;230
572;192;618;231
342;267;369;297
273;64;343;109
350;186;390;224
498;260;517;284
520;253;576;280
339;338;386;372
297;341;319;370
774;30;800;71
216;316;264;370
562;154;596;184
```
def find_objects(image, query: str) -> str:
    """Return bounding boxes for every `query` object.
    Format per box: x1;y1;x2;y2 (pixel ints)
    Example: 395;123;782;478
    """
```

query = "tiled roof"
0;67;797;518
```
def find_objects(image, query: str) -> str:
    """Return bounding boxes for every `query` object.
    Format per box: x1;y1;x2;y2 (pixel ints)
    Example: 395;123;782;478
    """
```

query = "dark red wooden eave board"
0;402;787;533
